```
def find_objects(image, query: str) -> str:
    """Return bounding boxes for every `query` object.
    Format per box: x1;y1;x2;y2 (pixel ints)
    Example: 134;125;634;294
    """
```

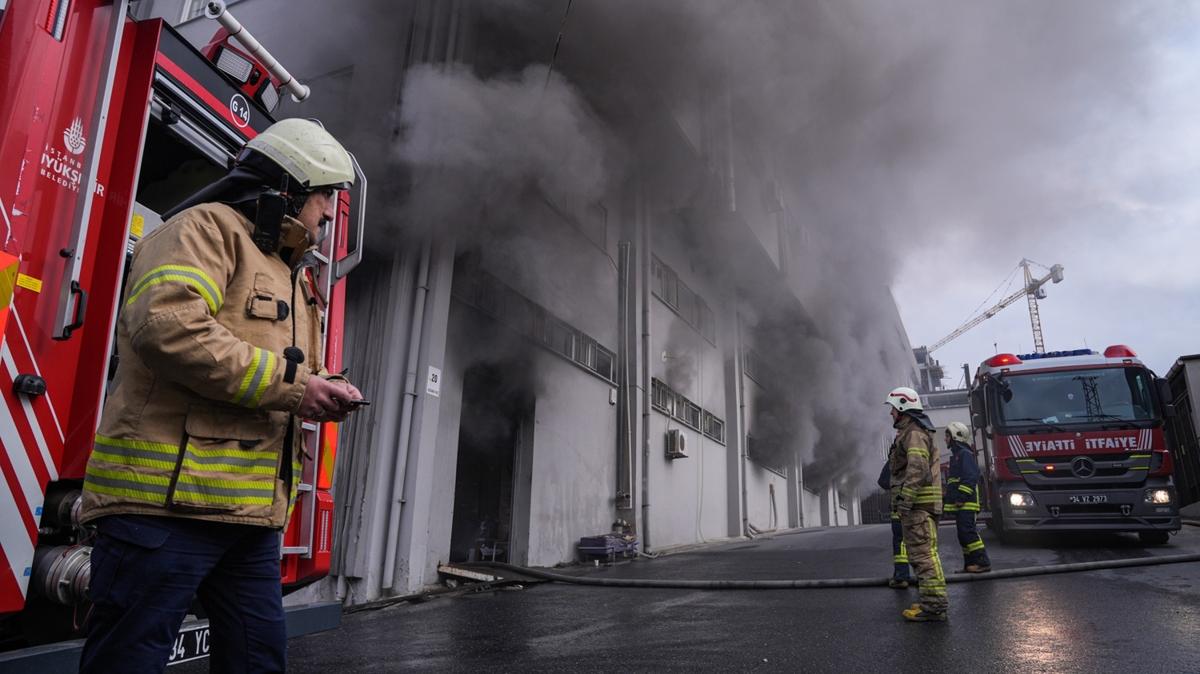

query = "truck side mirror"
1157;378;1176;417
972;413;988;436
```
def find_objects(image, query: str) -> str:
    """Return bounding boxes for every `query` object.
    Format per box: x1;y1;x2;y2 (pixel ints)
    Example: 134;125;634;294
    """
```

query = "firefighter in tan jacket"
885;386;948;622
80;119;363;674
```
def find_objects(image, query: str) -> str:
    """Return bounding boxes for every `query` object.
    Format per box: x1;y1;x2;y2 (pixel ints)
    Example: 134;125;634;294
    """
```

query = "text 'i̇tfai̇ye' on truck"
970;346;1181;545
0;0;365;665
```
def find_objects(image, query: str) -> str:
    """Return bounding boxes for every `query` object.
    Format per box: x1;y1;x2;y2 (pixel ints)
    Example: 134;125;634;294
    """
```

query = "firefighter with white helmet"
79;119;364;673
884;386;949;622
944;421;992;573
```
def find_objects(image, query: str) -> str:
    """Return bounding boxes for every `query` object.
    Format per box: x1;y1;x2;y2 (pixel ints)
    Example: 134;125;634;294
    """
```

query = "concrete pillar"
391;237;456;593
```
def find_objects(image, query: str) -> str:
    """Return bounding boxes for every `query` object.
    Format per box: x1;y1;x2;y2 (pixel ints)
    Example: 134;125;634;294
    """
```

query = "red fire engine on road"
971;346;1181;545
0;0;363;666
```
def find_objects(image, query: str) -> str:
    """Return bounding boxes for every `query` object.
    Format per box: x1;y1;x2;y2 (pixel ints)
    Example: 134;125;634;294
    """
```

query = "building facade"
142;0;921;602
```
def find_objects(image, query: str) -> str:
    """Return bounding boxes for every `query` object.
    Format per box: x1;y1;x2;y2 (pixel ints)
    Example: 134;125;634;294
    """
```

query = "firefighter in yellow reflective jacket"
79;119;364;673
885;386;948;622
944;421;992;573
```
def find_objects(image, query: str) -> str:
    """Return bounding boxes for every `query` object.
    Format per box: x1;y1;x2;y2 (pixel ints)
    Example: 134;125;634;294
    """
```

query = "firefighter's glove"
299;377;362;422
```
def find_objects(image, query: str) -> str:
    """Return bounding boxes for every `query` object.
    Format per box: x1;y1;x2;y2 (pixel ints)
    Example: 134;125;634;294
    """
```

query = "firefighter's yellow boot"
902;605;948;622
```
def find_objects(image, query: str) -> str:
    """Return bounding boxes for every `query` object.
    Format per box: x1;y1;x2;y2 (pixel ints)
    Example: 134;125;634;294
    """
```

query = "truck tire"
1138;531;1170;546
989;503;1012;544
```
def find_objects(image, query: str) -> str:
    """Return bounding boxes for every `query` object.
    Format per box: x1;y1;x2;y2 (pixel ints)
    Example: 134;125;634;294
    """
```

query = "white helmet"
946;421;971;444
241;118;354;190
884;386;923;412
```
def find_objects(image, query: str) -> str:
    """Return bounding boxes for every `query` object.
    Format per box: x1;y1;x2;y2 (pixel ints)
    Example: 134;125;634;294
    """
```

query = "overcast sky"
892;3;1200;383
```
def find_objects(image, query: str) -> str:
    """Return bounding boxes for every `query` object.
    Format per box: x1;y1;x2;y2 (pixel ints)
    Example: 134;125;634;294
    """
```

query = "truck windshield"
996;367;1157;427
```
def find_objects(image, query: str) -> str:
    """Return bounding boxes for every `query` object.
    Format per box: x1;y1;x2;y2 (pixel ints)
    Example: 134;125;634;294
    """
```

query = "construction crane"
927;259;1064;355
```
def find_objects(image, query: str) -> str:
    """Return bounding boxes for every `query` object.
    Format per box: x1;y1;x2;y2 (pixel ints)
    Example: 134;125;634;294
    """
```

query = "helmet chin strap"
312;217;330;247
277;216;314;268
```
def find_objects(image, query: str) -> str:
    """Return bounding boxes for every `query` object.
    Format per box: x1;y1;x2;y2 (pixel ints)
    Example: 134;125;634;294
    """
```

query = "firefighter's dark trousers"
955;509;990;568
890;511;911;581
80;515;286;674
900;509;948;614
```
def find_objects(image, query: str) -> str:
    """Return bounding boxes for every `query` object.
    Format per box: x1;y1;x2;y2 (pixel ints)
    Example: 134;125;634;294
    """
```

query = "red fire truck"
971;346;1181;545
0;0;363;666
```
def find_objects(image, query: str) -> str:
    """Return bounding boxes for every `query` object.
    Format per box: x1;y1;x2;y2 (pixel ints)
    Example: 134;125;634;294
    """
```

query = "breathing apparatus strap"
252;189;288;254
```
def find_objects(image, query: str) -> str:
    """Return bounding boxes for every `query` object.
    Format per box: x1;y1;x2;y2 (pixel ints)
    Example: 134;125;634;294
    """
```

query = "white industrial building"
138;0;922;603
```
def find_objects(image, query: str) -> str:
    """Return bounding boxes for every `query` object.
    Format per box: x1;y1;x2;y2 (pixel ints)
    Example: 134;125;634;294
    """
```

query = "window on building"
593;344;615;382
651;378;674;415
543;318;577;360
182;0;208;21
703;411;726;444
746;434;787;476
653;378;723;442
677;281;697;326
455;269;615;383
657;257;676;309
744;346;764;383
678;399;702;430
698;299;715;345
508;294;538;336
652;255;716;346
576;336;597;370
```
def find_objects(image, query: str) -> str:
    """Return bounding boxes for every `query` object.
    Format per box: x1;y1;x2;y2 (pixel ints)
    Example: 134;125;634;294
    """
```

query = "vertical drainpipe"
795;459;806;528
639;187;653;551
382;239;433;590
735;310;749;537
725;86;737;214
617;242;634;517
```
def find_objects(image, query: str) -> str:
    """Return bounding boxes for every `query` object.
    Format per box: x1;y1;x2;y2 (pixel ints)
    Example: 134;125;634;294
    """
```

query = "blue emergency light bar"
1015;349;1095;361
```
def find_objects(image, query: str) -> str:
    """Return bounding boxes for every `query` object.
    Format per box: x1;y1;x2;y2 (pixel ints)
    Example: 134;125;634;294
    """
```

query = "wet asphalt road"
188;523;1200;672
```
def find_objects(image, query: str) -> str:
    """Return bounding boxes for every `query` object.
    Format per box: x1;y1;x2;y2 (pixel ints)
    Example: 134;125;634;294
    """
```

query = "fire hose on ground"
475;552;1200;590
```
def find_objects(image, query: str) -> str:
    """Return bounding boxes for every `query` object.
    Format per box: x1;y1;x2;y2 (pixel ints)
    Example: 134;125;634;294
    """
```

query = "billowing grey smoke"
387;0;1165;488
395;62;611;238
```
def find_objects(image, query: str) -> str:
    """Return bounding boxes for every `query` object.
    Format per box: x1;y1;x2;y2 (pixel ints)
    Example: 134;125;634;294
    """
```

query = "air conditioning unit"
666;429;688;459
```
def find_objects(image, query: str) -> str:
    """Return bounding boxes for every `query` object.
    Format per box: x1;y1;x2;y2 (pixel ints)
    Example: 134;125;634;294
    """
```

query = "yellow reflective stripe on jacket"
91;433;280;508
126;264;224;314
957;484;974;495
907;447;930;460
96;435;277;477
175;474;275;506
912;486;942;504
233;348;277;408
95;435;178;455
90;435;179;471
83;465;170;504
182;449;277;477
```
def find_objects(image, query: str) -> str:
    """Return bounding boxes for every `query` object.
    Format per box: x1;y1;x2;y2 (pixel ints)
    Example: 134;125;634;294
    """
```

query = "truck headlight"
1008;492;1035;507
1144;489;1172;505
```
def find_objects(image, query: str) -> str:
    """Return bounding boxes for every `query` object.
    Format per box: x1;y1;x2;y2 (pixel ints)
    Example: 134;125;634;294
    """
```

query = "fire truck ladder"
926;258;1065;355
